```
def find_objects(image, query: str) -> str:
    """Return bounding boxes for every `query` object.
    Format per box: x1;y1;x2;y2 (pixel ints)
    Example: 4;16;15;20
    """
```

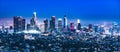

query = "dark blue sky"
0;0;120;22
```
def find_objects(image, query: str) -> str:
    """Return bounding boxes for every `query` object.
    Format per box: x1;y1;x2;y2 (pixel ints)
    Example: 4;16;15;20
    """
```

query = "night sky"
0;0;120;24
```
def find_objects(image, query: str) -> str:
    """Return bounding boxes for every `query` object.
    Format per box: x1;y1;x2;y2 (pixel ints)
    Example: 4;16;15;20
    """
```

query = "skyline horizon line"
0;16;119;26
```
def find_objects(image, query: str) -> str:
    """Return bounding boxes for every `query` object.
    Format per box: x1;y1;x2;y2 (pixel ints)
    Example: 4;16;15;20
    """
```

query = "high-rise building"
50;20;52;30
14;16;18;32
63;15;67;28
77;19;81;30
27;24;31;30
30;12;37;25
94;25;98;32
14;16;26;32
30;12;38;30
44;19;48;32
88;24;92;32
70;22;76;32
22;19;26;30
30;18;36;27
50;16;56;30
70;22;74;30
58;18;62;31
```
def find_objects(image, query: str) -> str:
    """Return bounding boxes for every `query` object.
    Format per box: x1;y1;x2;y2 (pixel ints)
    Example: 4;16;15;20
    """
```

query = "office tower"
44;19;48;32
63;15;68;28
22;19;26;30
50;16;56;30
14;16;17;32
88;24;92;32
94;25;98;32
30;18;36;27
77;19;81;30
50;20;52;30
27;24;31;30
70;22;76;32
52;16;56;30
58;18;62;31
70;22;74;30
14;16;26;32
31;12;37;26
30;12;38;30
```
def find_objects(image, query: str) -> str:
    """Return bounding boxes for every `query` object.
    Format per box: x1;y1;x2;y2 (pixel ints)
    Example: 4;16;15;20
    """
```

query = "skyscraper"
50;16;56;30
31;12;37;25
30;12;38;30
58;18;62;31
44;19;48;32
77;19;81;30
50;20;52;30
70;22;74;30
63;15;67;28
14;16;26;32
70;22;76;32
22;19;26;30
30;18;35;27
27;24;31;30
94;25;98;32
88;24;92;32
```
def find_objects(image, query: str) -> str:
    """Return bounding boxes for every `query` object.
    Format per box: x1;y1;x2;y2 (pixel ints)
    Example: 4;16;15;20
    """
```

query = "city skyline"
0;14;117;26
0;0;120;52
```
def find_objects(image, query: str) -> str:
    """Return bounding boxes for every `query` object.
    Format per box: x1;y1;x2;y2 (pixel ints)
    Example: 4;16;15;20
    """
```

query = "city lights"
0;0;120;51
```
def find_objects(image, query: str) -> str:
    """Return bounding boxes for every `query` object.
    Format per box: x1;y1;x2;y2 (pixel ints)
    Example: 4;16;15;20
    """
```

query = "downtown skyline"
0;0;120;52
0;12;119;26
